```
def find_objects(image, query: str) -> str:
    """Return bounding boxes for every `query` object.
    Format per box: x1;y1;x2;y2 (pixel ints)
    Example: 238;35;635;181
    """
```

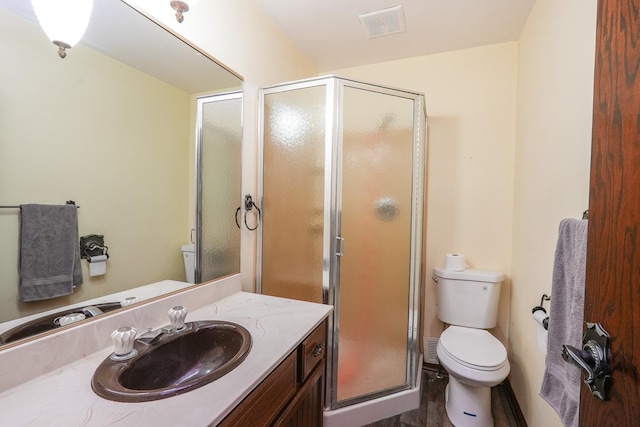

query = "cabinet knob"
310;343;325;358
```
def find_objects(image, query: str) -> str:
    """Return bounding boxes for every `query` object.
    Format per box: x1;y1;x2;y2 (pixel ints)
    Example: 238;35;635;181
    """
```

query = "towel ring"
235;195;261;231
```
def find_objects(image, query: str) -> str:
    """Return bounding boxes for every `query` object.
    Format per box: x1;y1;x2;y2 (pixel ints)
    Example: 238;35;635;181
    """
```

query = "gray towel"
540;218;588;427
19;204;83;302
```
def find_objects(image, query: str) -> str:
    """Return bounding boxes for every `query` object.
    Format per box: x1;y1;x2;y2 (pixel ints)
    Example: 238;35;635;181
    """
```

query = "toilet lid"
439;326;507;369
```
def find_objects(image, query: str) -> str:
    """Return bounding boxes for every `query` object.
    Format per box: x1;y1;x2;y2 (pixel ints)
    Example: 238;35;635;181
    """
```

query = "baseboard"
500;378;528;427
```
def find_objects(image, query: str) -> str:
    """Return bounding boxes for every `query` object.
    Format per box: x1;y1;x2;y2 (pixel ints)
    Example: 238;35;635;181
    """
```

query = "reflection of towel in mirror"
19;204;83;302
540;218;588;427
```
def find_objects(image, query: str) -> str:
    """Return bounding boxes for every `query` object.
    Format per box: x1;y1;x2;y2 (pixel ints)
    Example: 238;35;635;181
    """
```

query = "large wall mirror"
0;0;243;347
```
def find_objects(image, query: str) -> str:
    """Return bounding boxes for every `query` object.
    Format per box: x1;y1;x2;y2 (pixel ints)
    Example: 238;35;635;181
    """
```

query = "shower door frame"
257;76;426;411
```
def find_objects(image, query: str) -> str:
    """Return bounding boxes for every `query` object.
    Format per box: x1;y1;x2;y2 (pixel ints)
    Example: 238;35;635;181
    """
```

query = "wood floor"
363;365;525;427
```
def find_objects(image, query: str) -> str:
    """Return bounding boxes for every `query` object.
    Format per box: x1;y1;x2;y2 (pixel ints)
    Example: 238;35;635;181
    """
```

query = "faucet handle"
110;326;138;360
120;296;139;307
168;306;188;330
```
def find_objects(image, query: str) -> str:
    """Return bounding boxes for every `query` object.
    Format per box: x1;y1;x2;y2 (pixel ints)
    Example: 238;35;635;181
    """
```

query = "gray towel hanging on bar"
19;204;83;301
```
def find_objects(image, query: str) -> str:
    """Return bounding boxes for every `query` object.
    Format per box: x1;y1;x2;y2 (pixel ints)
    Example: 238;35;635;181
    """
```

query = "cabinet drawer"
299;321;326;382
219;351;297;427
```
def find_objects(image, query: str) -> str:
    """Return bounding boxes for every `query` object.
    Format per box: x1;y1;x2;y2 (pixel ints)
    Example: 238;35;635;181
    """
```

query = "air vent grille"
359;5;406;39
425;337;439;364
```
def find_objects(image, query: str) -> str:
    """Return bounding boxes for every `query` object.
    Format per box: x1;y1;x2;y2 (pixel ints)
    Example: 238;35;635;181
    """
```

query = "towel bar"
0;201;80;209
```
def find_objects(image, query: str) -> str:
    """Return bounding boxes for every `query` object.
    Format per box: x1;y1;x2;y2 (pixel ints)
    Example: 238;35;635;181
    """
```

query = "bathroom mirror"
0;0;243;347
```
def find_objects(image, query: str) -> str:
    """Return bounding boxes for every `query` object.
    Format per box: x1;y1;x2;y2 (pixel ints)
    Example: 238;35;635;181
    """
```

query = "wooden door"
583;0;640;424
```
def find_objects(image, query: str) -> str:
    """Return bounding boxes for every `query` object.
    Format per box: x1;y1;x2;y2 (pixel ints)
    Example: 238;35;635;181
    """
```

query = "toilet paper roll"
532;307;549;354
444;253;466;271
89;255;108;277
537;325;548;354
532;308;548;328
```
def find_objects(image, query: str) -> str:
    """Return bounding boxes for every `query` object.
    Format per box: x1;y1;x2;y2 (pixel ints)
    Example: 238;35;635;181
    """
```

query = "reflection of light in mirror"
269;104;308;149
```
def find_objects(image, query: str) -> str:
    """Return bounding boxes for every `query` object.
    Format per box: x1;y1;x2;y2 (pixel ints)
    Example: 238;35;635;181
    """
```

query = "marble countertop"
0;287;332;426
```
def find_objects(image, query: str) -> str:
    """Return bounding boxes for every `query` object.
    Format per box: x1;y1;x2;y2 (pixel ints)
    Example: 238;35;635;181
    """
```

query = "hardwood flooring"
362;365;525;427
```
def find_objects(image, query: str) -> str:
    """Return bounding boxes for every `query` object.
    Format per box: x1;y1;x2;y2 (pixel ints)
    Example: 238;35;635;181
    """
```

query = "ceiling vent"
359;5;406;39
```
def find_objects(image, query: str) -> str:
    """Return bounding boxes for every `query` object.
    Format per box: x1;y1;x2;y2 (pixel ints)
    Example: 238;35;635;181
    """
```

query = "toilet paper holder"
532;293;551;330
80;234;109;261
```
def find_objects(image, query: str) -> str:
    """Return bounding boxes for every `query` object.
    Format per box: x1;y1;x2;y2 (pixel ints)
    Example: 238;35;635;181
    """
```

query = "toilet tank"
434;267;505;329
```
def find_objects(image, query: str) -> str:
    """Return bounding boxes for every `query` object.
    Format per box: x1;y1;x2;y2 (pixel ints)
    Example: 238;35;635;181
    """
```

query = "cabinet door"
275;360;325;427
218;352;297;427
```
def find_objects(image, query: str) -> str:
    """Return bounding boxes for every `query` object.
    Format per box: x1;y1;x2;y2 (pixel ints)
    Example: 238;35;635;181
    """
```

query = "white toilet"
434;267;510;427
181;244;195;284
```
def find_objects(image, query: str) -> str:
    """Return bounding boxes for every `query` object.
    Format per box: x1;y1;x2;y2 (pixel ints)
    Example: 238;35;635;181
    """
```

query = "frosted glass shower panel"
336;87;415;402
199;94;242;282
262;86;326;303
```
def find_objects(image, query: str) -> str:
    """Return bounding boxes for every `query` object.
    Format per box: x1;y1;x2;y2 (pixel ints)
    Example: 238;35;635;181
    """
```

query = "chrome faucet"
136;326;174;345
135;306;189;346
82;305;104;318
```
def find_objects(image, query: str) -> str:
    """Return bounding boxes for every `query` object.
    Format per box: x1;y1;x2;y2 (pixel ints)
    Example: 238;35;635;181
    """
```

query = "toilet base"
445;376;493;427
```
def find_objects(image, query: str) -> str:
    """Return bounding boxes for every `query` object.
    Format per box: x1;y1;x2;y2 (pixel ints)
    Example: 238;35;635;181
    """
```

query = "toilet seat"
439;326;507;371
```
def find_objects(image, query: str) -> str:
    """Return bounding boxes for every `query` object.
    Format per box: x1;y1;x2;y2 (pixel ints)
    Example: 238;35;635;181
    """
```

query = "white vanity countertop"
0;290;332;427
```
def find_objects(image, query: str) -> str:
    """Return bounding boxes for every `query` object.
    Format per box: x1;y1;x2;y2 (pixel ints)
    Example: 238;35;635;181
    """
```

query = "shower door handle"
336;237;346;257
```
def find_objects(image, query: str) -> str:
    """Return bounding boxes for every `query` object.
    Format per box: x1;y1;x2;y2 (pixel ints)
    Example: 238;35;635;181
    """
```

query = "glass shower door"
334;84;416;404
196;92;242;282
260;84;329;303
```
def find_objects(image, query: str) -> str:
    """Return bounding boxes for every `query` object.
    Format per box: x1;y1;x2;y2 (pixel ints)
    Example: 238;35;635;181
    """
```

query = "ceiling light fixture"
31;0;93;59
170;0;199;23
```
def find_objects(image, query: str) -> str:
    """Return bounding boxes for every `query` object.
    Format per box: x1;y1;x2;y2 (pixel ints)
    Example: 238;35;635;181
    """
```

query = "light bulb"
31;0;93;58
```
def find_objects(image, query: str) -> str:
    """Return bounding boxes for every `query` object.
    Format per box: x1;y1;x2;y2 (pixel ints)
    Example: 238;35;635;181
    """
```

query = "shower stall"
258;76;426;424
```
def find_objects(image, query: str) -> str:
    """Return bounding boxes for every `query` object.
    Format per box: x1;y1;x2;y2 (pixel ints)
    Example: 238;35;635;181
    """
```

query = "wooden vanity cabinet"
218;320;327;427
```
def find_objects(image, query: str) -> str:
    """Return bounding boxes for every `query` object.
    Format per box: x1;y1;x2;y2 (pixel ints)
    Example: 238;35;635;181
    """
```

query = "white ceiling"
252;0;536;71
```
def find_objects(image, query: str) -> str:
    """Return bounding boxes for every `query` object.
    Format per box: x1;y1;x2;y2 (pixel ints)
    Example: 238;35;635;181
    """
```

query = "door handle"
561;322;612;400
336;237;346;257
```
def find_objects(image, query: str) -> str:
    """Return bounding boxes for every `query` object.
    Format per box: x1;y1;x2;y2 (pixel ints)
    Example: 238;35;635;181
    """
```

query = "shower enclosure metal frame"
257;76;426;411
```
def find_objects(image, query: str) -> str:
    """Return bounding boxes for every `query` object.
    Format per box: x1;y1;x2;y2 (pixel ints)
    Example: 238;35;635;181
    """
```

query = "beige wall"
0;9;190;322
126;0;318;292
329;42;518;351
510;0;597;425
